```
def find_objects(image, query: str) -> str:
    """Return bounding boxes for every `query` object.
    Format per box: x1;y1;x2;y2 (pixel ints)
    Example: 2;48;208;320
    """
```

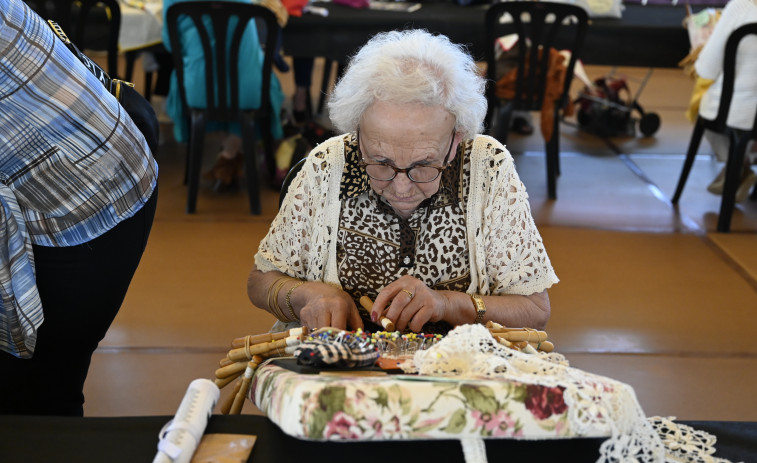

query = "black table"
0;414;755;462
283;2;693;68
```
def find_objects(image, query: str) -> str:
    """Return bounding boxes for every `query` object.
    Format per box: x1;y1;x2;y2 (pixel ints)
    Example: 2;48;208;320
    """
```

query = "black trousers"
0;187;158;416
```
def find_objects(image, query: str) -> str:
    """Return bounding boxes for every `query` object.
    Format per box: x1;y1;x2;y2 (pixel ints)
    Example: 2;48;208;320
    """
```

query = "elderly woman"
248;29;558;334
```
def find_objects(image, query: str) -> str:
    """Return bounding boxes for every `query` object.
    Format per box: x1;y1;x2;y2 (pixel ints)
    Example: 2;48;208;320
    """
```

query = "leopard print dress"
336;133;471;333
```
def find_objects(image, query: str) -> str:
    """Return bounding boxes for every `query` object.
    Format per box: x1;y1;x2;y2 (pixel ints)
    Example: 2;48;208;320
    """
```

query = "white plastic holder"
153;378;220;463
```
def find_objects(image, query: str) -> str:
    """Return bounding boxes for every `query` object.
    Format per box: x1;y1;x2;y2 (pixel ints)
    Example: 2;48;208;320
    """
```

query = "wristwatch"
470;294;486;324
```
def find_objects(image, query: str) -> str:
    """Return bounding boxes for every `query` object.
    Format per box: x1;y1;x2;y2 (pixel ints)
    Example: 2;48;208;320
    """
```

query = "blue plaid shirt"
0;0;158;357
0;0;158;247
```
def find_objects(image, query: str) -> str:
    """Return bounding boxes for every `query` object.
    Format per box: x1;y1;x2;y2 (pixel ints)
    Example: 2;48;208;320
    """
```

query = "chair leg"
125;51;137;82
671;120;705;204
316;59;333;116
258;115;276;181
241;115;262;215
717;133;748;232
750;145;757;201
494;103;513;146
144;71;153;102
186;112;206;214
546;133;559;200
123;51;153;101
304;87;313;120
553;108;561;177
108;52;118;81
316;61;345;116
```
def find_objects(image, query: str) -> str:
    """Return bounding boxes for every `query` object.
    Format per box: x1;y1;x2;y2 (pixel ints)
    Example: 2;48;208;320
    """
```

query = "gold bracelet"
269;276;292;322
267;276;287;311
285;280;306;321
274;277;293;322
266;276;287;315
470;294;486;324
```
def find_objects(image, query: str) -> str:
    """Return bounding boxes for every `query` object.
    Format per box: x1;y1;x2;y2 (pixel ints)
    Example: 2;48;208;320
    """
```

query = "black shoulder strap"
45;20;159;154
47;19;135;101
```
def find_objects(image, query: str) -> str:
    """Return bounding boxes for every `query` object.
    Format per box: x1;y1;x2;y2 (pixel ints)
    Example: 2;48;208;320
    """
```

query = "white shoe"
736;169;757;202
707;167;726;195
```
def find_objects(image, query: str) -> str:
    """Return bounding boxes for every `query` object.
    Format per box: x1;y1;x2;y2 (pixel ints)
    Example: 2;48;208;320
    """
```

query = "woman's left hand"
371;275;450;332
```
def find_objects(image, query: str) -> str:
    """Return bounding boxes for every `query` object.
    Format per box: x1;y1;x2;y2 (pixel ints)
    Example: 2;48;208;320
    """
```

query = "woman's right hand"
294;282;364;331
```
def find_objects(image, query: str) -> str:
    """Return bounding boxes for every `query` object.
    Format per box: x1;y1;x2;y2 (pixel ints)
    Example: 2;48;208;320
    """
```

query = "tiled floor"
82;57;757;422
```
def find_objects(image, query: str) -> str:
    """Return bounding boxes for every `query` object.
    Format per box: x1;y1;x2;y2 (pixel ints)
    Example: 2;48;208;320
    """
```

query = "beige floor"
82;57;757;422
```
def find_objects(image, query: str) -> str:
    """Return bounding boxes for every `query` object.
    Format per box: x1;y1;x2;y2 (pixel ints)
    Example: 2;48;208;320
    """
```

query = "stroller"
574;68;661;138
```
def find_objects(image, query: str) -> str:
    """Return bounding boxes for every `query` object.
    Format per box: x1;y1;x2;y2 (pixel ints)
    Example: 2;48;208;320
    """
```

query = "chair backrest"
279;157;307;208
484;1;588;115
165;1;278;123
26;0;121;78
709;22;757;137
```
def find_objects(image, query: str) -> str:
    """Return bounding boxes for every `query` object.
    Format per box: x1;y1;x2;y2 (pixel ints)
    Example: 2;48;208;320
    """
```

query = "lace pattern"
403;325;735;463
649;417;736;463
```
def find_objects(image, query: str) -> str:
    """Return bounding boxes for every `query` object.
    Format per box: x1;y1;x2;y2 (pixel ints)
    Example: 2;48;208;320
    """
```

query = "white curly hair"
327;29;487;139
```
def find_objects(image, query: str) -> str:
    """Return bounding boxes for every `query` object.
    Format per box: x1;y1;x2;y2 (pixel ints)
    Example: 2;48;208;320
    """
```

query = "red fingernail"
371;312;377;322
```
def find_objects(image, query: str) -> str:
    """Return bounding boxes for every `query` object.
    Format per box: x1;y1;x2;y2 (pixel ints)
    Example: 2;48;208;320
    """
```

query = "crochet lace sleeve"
482;146;558;296
254;141;341;280
254;168;312;278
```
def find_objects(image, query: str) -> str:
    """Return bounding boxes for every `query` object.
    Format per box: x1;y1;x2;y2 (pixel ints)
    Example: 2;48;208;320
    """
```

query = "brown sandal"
204;153;243;193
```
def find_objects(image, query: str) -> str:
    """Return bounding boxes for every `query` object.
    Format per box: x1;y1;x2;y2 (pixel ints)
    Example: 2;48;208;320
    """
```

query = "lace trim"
649;416;736;463
402;325;734;463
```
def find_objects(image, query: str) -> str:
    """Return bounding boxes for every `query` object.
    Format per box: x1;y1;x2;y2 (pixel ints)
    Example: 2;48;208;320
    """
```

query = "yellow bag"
686;76;715;123
274;134;310;187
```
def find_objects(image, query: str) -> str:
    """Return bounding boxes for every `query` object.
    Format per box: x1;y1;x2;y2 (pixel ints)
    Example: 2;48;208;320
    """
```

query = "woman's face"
359;101;462;219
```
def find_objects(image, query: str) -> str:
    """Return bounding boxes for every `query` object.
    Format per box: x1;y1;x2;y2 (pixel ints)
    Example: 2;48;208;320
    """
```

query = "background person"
695;0;757;200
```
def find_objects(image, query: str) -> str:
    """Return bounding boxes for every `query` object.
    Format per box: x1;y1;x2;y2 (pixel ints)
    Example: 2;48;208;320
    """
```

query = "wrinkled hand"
371;275;449;332
296;282;364;331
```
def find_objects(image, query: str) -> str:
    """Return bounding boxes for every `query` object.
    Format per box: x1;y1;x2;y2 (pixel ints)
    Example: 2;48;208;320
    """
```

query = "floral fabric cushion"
250;363;607;441
250;325;735;463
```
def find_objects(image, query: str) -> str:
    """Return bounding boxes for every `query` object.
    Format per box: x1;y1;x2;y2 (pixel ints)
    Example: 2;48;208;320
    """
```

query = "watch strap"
470;294;486;324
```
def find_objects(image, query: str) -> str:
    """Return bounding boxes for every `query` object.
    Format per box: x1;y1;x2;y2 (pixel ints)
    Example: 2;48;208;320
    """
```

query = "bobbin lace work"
402;325;734;463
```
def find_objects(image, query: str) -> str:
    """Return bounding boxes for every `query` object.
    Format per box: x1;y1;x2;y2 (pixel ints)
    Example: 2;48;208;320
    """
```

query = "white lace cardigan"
255;134;558;331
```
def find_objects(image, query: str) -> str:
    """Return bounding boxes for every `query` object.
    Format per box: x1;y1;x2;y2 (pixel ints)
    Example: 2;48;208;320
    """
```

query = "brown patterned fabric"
336;135;473;333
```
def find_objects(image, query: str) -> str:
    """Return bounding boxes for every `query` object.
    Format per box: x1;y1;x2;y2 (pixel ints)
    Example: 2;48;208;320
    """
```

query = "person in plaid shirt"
0;0;158;416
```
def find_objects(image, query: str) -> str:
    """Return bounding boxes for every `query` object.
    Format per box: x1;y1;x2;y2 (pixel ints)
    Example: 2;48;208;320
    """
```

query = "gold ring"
401;289;414;300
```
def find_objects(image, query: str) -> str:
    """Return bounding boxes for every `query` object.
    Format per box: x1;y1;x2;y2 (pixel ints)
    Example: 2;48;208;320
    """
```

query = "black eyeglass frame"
357;129;456;183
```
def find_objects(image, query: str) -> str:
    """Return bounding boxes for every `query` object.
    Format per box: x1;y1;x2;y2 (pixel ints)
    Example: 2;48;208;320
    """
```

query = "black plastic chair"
671;23;757;232
279;157;307;208
125;49;158;101
485;1;588;200
166;1;279;214
27;0;121;79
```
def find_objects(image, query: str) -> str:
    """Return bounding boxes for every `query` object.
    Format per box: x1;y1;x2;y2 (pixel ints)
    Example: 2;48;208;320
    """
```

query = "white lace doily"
401;325;735;463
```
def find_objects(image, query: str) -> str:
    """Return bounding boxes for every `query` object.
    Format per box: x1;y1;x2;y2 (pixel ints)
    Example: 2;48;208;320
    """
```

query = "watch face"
586;0;615;14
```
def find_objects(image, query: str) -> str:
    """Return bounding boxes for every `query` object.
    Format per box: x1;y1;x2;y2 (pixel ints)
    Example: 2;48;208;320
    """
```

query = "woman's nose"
392;171;414;190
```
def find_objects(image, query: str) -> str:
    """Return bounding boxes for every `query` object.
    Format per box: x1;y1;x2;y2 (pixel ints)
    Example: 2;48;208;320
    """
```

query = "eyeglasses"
357;129;456;183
